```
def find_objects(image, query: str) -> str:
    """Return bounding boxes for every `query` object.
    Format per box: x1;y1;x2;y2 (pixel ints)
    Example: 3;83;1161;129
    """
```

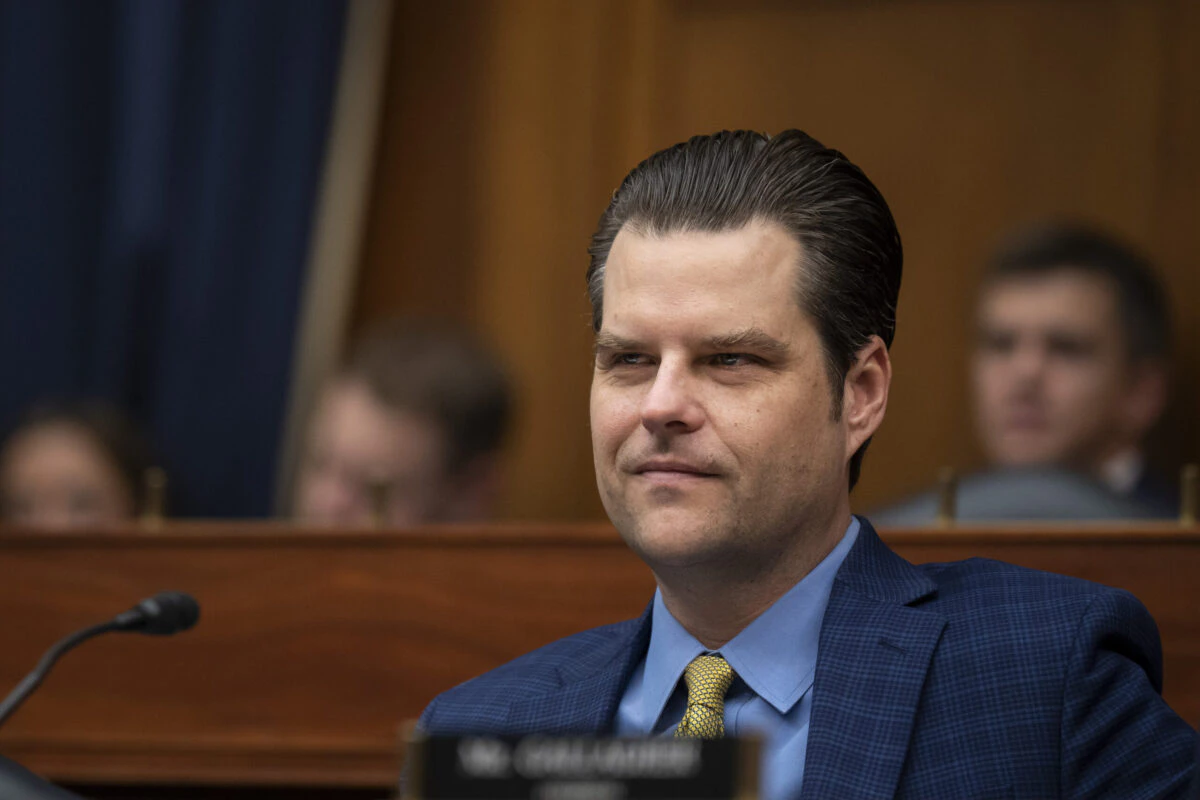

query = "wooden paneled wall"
352;0;1200;519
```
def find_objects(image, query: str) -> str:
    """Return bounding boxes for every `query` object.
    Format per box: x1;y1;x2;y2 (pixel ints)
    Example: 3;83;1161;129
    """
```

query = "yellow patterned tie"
674;654;736;739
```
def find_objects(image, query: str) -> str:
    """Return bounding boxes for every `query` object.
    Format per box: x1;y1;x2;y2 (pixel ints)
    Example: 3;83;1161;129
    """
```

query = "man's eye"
1046;336;1094;360
711;353;752;367
601;352;651;368
978;333;1015;356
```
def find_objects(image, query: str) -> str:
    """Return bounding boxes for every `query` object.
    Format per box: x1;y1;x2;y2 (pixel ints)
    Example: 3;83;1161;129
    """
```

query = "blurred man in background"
875;222;1175;523
971;223;1174;515
293;320;512;527
0;402;155;527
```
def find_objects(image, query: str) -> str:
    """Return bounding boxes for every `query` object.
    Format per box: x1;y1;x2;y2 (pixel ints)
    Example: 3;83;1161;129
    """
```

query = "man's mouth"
1003;411;1048;431
632;460;720;480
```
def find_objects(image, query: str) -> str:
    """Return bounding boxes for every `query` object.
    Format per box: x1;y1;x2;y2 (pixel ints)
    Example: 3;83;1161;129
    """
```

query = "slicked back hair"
586;130;903;490
984;223;1171;363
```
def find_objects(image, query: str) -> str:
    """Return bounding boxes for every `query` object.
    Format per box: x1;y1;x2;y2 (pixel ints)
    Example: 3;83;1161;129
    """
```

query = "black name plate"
406;735;758;800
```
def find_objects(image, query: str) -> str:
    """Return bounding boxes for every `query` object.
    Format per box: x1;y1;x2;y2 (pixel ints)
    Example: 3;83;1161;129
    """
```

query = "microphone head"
119;592;200;636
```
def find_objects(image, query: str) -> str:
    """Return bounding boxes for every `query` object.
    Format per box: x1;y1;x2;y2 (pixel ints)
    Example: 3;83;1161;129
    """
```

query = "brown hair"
343;320;512;474
0;400;156;514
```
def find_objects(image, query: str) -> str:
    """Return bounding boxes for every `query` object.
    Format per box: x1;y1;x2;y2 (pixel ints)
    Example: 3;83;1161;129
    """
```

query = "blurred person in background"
876;222;1175;523
971;223;1174;514
0;401;155;527
293;319;512;527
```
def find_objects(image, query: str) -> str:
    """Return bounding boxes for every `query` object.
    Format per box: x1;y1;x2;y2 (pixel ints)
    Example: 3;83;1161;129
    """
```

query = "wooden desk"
0;522;1196;794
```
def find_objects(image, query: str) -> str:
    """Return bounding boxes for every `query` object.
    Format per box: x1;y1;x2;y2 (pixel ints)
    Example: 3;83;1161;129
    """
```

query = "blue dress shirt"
615;518;860;800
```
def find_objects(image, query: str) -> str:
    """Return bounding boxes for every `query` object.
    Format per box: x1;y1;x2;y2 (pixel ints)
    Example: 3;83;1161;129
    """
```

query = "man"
417;131;1195;797
874;224;1176;525
971;224;1175;514
293;319;511;526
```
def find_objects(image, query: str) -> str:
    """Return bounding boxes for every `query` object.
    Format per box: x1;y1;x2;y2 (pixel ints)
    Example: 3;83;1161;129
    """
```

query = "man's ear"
1122;359;1169;439
441;454;502;522
842;336;891;460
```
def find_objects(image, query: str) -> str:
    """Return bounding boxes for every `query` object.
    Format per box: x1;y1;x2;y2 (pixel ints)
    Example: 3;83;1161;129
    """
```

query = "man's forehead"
982;268;1118;303
610;218;801;261
600;224;814;342
604;221;807;301
981;271;1119;319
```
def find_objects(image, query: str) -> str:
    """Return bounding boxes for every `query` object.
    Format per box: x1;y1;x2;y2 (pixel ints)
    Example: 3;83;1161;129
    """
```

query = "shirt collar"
1098;448;1145;495
639;517;861;721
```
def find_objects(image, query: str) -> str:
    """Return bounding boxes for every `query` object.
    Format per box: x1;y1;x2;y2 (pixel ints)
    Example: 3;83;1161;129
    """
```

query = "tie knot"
676;655;736;740
683;654;735;698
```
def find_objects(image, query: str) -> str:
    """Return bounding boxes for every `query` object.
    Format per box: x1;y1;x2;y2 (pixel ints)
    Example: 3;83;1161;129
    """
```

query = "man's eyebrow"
704;328;790;355
593;332;640;353
593;329;791;355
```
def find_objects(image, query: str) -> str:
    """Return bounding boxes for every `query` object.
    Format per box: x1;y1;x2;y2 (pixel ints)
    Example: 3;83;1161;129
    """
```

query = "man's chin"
991;425;1078;463
993;446;1066;468
616;510;732;569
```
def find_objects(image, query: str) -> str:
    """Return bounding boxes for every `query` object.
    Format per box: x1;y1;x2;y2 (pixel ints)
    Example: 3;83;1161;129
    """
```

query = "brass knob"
936;467;958;529
140;467;168;530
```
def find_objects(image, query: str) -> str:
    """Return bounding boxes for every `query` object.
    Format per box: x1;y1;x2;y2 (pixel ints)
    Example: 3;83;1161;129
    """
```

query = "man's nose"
640;363;704;436
1009;342;1048;383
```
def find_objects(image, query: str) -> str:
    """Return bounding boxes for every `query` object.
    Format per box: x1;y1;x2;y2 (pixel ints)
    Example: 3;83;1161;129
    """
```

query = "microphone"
111;591;200;635
0;591;200;727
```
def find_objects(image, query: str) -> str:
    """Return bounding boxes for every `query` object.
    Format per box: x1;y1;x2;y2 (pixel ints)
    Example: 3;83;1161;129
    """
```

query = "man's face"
294;378;453;526
972;271;1142;468
590;220;853;576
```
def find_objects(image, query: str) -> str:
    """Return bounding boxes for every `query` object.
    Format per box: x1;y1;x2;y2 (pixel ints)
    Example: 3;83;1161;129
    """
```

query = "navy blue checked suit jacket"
419;519;1196;798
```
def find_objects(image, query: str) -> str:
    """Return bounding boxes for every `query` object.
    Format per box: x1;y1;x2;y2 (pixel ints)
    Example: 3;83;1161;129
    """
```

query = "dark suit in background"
871;467;1163;525
0;756;82;800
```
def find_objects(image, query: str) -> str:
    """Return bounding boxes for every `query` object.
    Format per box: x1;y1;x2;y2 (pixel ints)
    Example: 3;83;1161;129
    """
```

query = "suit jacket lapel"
800;520;946;799
505;604;652;735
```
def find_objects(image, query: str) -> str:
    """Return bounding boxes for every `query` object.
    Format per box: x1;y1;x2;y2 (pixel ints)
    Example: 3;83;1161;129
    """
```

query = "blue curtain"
0;0;346;516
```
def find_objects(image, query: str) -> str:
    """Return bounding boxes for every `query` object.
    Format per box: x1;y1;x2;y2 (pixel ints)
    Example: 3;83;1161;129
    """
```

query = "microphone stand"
0;620;120;727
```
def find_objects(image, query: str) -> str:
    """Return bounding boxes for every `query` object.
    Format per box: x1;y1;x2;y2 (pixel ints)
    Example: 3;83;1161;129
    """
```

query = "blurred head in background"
294;320;513;526
0;402;155;527
971;223;1171;501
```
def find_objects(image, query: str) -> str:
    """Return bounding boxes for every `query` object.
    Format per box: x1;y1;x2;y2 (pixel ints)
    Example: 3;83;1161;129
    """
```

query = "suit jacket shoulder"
419;614;648;736
917;556;1165;687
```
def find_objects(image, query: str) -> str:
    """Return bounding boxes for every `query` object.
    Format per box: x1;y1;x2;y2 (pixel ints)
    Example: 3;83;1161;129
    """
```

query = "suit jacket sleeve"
417;694;439;733
1060;589;1195;798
